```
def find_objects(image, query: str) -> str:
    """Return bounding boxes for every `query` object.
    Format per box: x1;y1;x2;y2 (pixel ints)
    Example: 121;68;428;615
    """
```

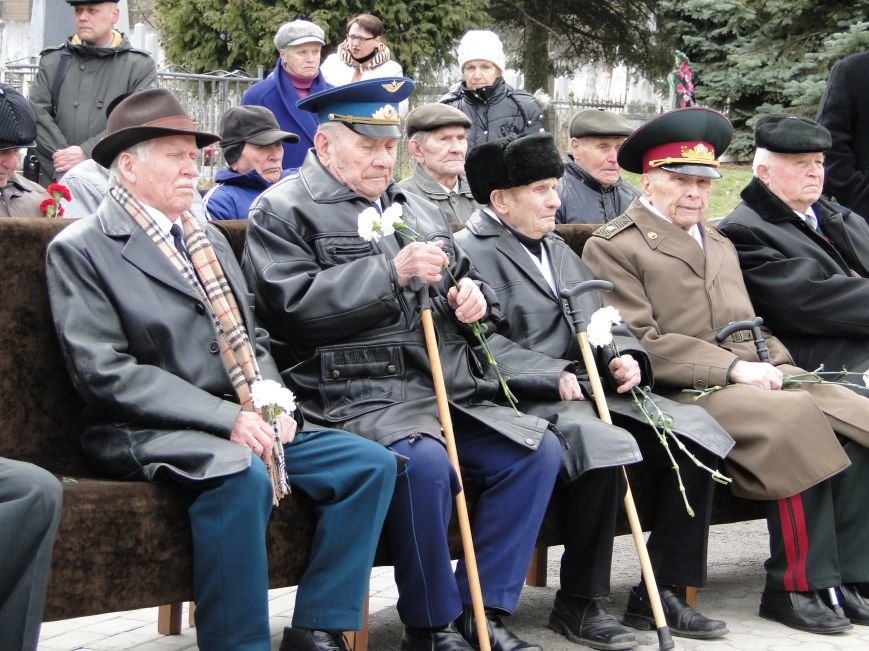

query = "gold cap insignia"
381;80;406;94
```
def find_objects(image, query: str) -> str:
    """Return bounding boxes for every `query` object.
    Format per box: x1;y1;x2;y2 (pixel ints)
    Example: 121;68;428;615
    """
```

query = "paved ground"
37;519;869;650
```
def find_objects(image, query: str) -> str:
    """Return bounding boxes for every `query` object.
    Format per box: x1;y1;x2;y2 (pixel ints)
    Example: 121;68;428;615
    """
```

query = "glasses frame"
346;33;376;43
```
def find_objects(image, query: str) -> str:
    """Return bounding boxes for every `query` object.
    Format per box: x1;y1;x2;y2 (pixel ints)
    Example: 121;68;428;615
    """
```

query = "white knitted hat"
457;30;506;73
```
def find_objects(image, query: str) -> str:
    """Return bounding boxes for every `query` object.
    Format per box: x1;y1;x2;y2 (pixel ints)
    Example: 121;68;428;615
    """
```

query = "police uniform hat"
0;83;37;150
465;132;564;205
617;107;732;179
298;78;415;138
405;103;471;138
569;109;634;138
92;88;219;167
754;115;831;154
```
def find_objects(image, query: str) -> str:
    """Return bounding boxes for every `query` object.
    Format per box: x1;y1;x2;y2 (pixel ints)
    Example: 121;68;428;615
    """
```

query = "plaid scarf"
110;185;261;407
339;41;393;82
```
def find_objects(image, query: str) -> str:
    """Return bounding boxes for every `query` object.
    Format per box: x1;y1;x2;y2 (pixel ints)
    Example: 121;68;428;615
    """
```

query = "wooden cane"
417;286;492;651
561;280;675;651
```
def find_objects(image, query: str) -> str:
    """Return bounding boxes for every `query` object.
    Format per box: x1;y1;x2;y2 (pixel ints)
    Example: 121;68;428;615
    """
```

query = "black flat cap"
405;103;471;138
465;132;564;204
569;109;634;138
617;107;732;179
755;115;831;154
0;83;37;150
219;105;298;148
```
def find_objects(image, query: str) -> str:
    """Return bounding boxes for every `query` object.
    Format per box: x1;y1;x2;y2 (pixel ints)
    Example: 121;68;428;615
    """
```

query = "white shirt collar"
640;195;705;251
141;203;176;238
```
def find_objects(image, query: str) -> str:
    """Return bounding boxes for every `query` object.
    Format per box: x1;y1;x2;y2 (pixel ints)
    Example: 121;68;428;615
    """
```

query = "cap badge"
381;80;406;94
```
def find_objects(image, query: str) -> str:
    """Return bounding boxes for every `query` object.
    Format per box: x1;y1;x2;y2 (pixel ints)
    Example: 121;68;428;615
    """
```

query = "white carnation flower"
382;203;404;235
251;379;296;414
357;207;381;242
586;319;614;347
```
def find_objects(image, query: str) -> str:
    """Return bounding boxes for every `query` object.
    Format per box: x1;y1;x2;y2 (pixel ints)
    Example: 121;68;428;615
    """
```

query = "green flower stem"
782;366;867;391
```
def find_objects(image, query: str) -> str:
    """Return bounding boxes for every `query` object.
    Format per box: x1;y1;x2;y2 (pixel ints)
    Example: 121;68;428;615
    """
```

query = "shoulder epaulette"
591;214;635;240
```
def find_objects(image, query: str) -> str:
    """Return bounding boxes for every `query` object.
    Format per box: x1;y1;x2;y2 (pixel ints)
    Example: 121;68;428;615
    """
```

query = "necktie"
170;223;189;261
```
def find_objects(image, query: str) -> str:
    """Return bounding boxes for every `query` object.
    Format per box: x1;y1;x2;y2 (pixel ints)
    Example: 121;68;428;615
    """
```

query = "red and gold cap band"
642;140;719;173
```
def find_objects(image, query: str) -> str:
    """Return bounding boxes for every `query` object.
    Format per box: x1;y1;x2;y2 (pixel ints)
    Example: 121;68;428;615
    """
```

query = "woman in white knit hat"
440;29;546;152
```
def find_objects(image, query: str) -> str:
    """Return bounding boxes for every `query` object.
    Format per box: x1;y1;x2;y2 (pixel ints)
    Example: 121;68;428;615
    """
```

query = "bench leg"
157;603;183;635
525;545;548;587
189;602;196;627
345;593;369;651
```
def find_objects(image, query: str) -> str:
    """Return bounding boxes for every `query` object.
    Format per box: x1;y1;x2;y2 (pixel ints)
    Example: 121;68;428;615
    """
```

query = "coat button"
697;379;707;388
524;438;535;446
386;364;397;374
208;341;219;354
647;232;658;240
195;303;206;315
331;369;340;379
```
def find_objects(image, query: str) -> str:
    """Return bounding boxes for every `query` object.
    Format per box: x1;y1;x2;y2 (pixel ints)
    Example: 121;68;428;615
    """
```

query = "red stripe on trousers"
777;495;809;592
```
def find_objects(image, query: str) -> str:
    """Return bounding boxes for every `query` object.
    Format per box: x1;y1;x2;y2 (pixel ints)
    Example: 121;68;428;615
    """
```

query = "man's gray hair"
107;141;152;186
752;147;774;176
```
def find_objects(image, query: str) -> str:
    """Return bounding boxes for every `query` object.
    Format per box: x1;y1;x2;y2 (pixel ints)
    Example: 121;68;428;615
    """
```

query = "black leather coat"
242;151;572;451
440;77;545;152
456;210;735;475
555;156;639;225
719;177;869;381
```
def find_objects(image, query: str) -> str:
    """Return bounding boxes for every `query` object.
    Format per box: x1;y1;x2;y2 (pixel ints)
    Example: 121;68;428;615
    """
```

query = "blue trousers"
385;427;562;628
188;429;395;651
0;458;62;651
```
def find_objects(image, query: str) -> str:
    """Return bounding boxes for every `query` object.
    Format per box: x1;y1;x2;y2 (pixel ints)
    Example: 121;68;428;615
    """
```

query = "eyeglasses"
347;33;376;43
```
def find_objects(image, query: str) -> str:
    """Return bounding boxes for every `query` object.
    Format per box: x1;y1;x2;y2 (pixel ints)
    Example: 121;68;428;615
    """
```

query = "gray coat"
556;155;639;225
455;211;734;478
242;150;572;452
46;191;280;481
31;34;157;184
398;165;480;225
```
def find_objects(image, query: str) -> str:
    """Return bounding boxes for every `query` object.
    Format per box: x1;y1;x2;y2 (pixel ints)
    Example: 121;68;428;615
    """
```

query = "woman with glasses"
320;14;403;86
241;19;332;170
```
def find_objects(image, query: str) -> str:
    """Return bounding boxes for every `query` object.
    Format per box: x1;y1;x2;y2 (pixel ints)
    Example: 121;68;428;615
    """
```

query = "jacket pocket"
314;236;373;267
319;344;406;420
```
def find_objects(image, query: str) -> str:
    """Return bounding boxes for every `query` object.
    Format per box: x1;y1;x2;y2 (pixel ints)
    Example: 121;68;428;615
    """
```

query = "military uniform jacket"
456;210;733;479
583;200;869;500
719;177;869;376
555;155;639;225
242;151;577;451
46;193;281;482
31;33;158;183
398;165;480;225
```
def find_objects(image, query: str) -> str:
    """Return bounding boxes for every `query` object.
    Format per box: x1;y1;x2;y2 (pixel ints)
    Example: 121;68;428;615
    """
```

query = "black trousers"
765;438;869;591
559;418;717;598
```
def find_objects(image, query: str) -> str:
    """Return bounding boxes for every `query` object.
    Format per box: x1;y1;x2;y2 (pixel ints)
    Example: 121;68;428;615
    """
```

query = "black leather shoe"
623;585;728;639
456;606;542;651
759;588;852;634
279;627;350;651
400;621;474;651
831;585;869;625
548;594;637;650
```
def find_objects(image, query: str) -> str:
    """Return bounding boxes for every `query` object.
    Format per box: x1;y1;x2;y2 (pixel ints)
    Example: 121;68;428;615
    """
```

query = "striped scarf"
110;186;261;408
338;41;393;82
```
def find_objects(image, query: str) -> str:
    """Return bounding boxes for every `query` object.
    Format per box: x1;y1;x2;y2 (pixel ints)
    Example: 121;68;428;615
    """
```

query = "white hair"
107;141;152;186
752;147;775;176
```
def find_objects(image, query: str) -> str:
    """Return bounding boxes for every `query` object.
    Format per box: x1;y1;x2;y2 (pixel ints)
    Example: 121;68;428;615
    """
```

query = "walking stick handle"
416;282;491;651
715;317;770;363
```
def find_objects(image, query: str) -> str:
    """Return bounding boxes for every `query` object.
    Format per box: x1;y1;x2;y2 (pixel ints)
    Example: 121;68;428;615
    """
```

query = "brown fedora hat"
92;88;219;167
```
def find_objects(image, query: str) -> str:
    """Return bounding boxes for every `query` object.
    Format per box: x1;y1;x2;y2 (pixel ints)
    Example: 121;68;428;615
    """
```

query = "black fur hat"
755;115;831;154
465;132;564;204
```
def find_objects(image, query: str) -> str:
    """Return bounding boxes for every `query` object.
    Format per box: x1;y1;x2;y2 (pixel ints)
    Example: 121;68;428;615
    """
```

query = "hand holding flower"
447;277;487;324
729;360;783;390
275;411;297;445
393;240;448;287
609;354;642;393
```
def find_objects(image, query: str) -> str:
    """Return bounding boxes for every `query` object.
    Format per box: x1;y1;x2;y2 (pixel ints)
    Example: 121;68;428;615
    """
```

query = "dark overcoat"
555;155;639;225
242;151;572;452
719;177;869;378
583;200;869;500
455;211;733;478
46;193;280;481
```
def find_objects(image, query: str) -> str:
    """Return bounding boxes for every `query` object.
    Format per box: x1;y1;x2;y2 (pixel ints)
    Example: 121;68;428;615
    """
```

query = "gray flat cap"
405;103;472;138
755;115;831;154
274;20;325;50
569;109;634;138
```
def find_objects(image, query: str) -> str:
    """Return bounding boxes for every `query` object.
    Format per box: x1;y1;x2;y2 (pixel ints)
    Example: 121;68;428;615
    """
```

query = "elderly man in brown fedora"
45;88;396;651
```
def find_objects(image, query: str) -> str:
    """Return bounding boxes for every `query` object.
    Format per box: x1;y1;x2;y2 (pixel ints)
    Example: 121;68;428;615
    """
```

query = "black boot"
279;627;350;651
623;584;728;639
825;585;869;625
549;593;637;650
400;621;474;651
456;606;542;651
760;588;852;634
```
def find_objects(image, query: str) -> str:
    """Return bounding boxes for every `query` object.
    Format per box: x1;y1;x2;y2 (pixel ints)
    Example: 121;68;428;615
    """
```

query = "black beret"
754;115;831;154
569;109;634;138
465;133;564;204
405;103;471;138
0;83;37;150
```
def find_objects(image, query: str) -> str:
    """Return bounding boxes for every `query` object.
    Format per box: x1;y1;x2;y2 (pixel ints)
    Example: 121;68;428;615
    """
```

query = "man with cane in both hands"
243;78;571;651
456;132;734;649
583;107;869;636
46;88;397;651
